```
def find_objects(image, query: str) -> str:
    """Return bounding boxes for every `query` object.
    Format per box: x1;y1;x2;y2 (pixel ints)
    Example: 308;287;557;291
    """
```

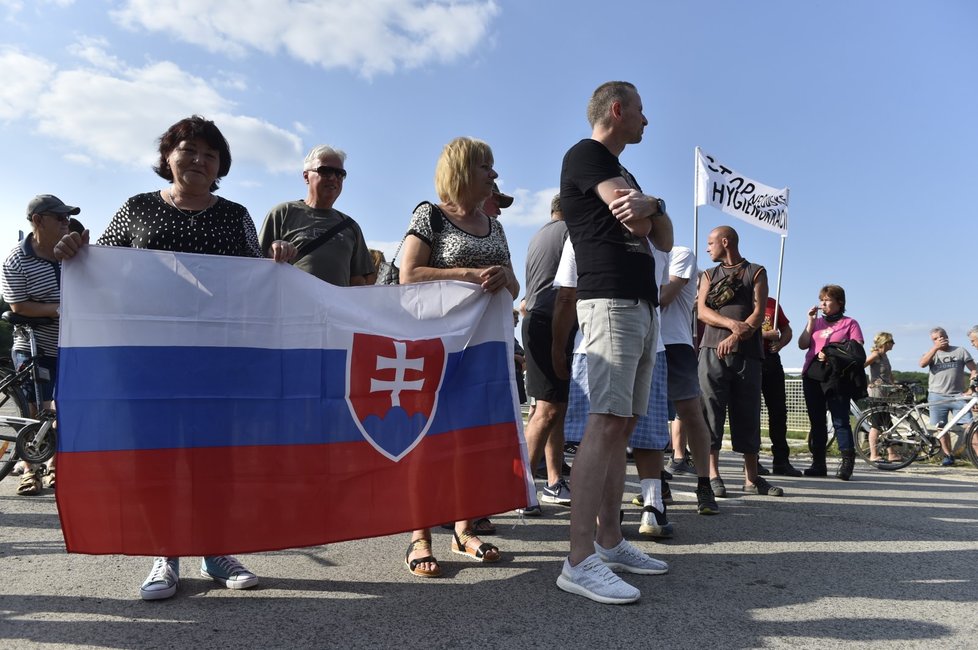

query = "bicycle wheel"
0;378;29;481
853;406;922;470
963;421;978;469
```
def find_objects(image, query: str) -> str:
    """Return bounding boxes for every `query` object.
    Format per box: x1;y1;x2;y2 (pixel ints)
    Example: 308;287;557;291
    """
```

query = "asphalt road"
2;452;977;650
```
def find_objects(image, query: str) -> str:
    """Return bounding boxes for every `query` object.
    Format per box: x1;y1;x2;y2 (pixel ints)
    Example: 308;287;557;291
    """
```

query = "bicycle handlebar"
1;311;53;327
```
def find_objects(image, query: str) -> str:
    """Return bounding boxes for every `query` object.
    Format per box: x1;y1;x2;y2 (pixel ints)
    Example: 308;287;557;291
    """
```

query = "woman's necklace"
166;188;213;226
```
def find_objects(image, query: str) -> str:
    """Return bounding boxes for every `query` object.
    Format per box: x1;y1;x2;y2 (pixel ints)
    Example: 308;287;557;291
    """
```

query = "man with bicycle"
919;327;977;466
1;195;78;495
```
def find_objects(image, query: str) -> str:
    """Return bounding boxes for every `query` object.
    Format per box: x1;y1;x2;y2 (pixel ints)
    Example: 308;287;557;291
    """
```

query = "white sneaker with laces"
556;553;640;604
140;557;179;601
594;538;669;575
201;555;259;589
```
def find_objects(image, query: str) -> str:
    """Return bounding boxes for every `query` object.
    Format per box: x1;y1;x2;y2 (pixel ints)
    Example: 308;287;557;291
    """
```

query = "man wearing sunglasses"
1;194;81;495
259;145;374;286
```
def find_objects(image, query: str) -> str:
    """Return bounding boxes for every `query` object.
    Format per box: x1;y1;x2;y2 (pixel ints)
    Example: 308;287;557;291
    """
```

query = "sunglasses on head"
310;165;347;180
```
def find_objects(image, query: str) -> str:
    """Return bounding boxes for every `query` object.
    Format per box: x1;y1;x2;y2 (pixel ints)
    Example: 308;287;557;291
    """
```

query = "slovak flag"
55;246;534;556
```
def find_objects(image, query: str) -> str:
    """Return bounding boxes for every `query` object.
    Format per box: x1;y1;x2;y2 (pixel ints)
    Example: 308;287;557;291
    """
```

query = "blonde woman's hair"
873;331;894;352
434;137;493;205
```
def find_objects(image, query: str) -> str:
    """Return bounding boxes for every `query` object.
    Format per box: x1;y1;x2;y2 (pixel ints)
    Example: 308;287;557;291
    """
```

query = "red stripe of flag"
56;423;528;556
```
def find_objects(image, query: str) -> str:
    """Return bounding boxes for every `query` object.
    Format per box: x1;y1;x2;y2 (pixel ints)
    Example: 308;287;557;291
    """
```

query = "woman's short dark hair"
153;115;231;191
819;284;846;313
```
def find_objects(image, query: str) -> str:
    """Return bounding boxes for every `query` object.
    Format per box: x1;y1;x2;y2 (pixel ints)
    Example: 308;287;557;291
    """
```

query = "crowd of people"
4;82;978;607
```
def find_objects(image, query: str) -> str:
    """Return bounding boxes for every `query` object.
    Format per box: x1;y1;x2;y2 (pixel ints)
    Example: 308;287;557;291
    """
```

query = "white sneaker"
594;539;669;575
201;555;259;589
556;554;640;604
140;557;179;600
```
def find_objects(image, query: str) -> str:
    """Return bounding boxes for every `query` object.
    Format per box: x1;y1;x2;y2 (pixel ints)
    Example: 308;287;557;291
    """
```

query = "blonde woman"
865;332;898;463
399;136;519;577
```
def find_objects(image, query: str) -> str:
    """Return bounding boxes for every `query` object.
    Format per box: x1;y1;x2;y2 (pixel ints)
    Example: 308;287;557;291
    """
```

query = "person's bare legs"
709;448;722;480
544;418;567;484
743;452;759;486
525;400;568;486
675;397;711;479
632;448;663;482
568;413;632;565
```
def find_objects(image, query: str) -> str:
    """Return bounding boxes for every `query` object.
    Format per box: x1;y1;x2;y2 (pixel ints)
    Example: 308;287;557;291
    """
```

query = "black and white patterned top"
407;201;512;269
97;191;262;258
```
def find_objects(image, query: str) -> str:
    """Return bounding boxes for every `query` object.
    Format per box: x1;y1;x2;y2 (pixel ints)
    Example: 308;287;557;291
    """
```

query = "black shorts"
522;311;574;403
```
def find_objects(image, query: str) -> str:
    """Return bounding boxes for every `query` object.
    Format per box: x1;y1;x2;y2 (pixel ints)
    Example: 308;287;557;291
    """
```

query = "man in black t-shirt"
554;81;674;605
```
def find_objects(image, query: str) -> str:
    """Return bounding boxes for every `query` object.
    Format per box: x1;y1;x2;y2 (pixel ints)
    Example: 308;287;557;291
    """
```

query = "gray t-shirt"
523;220;568;317
927;345;974;395
259;200;373;286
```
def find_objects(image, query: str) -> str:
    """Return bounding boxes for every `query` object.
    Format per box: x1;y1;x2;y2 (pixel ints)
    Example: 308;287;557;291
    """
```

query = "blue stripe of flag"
57;341;514;452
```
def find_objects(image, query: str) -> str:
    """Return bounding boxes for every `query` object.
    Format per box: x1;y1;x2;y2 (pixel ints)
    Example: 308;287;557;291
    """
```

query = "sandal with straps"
451;529;500;563
405;538;441;578
17;469;43;496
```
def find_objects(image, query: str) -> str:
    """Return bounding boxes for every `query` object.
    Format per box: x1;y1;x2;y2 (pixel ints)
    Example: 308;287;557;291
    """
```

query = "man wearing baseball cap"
482;182;514;217
1;194;81;495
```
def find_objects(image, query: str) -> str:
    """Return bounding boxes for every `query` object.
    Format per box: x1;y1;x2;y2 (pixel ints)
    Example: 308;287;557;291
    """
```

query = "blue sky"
1;0;975;371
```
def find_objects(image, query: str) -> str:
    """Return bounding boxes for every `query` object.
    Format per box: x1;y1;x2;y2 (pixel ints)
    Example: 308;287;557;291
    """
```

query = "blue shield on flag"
346;333;447;461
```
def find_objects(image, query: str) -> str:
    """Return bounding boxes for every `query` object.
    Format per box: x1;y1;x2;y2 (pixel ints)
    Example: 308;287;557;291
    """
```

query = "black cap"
492;182;514;209
27;194;80;219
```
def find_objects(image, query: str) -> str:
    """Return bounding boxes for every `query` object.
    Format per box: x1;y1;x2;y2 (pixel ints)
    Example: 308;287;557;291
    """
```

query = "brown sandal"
17;469;42;496
451;529;500;563
405;538;441;578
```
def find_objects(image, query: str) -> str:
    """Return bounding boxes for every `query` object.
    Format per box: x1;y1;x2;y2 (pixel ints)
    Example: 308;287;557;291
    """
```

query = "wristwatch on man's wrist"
652;197;666;216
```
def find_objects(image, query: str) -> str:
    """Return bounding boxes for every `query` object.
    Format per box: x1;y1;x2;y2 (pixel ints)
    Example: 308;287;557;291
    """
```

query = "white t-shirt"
553;237;666;354
659;245;698;346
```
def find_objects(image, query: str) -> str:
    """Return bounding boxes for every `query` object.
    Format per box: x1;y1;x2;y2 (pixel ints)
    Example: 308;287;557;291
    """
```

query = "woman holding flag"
398;136;519;577
54;115;296;601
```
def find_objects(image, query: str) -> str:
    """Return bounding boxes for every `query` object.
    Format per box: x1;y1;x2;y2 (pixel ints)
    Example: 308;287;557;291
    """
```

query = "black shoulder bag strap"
293;217;353;262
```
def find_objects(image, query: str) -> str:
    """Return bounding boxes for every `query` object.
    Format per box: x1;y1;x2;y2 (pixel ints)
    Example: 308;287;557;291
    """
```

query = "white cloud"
112;0;499;77
0;46;302;172
498;187;559;228
63;152;94;165
366;239;401;263
67;36;124;71
0;47;56;118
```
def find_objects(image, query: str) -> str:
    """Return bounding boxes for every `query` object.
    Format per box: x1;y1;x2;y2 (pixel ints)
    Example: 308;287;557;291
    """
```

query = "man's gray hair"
931;326;948;338
967;325;978;338
304;144;347;170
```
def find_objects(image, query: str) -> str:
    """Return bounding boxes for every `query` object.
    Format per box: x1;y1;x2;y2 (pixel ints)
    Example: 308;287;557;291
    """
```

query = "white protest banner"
695;149;789;236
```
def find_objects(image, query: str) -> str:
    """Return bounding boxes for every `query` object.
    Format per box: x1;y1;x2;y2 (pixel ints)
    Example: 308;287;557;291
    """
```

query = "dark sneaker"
756;462;771;476
941;455;955;467
710;477;727;498
666;457;696;475
639;505;674;538
772;463;802;477
696;483;720;515
516;504;543;517
743;476;784;497
804;464;827;477
540;478;571;505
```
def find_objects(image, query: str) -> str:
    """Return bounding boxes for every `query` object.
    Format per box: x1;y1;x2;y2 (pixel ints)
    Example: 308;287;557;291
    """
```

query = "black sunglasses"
310;165;347;180
42;213;70;223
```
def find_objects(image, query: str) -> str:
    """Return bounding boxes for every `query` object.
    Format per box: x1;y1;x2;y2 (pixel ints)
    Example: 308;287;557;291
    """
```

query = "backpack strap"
293;216;353;262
